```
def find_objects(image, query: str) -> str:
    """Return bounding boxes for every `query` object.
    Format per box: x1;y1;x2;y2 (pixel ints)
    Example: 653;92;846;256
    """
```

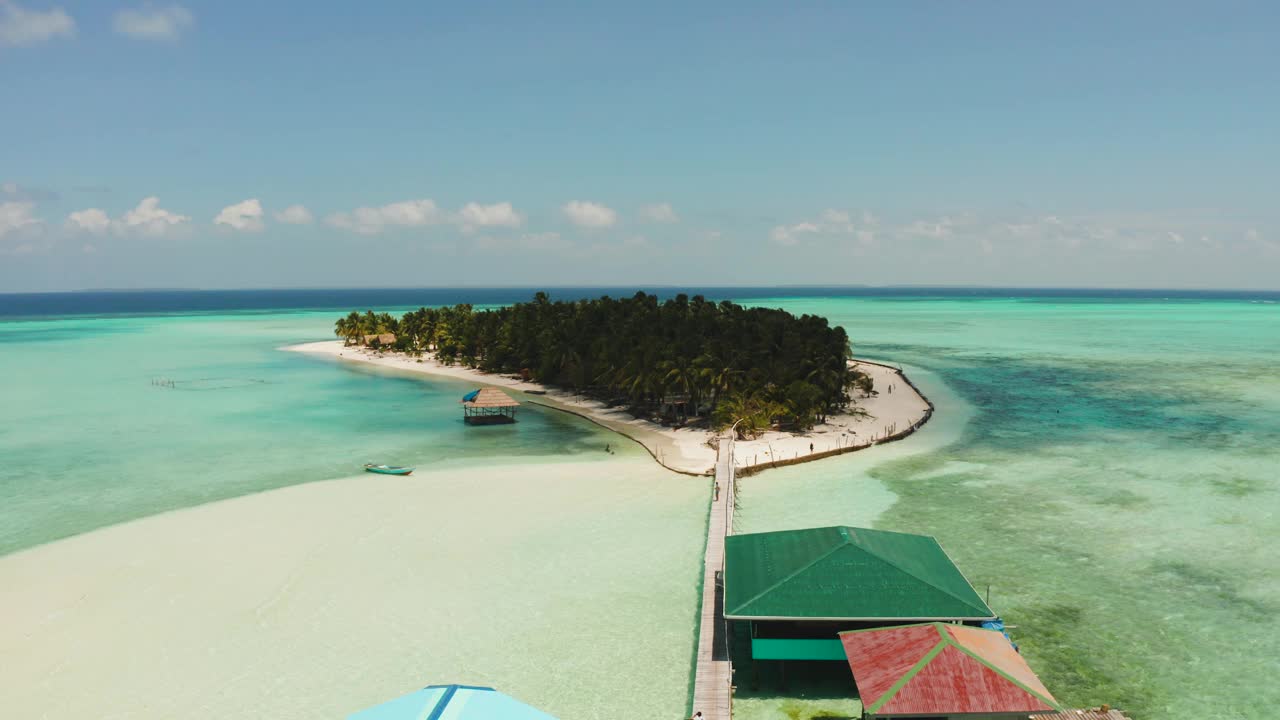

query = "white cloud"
113;4;192;41
640;203;679;223
902;217;956;240
118;196;189;236
66;196;189;238
326;199;441;235
214;198;265;232
1244;228;1278;254
0;200;41;238
820;209;854;233
0;1;74;47
65;207;109;234
274;204;314;225
562;200;617;228
769;208;869;245
770;221;819;246
456;201;523;232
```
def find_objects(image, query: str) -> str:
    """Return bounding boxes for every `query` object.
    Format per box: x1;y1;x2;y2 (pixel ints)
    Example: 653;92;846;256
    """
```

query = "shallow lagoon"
2;295;1277;719
738;297;1280;720
0;311;620;554
0;311;707;720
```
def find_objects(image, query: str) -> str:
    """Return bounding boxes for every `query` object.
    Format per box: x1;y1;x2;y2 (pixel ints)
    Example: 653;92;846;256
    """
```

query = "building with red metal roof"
1030;709;1134;720
840;622;1060;719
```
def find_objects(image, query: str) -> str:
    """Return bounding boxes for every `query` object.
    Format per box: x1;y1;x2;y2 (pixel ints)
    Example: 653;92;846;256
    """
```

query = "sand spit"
0;458;706;720
287;341;931;475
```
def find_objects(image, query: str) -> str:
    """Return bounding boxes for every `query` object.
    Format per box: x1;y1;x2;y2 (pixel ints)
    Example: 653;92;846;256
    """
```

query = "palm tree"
696;353;739;414
334;292;861;427
661;355;699;421
334;311;364;345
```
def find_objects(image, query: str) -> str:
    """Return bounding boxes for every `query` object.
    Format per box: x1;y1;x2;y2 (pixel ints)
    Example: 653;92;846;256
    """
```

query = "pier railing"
691;435;736;719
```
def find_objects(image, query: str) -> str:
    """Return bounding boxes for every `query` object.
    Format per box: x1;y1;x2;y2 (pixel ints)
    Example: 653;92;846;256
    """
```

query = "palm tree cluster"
334;310;398;346
334;292;871;436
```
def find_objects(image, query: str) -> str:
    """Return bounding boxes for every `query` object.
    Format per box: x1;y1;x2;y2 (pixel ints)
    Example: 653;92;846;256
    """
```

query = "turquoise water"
0;311;618;555
0;308;705;720
2;294;1277;719
738;297;1280;720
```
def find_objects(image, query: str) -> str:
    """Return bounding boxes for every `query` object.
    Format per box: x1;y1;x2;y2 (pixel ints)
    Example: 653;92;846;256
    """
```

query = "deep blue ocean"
3;286;1278;319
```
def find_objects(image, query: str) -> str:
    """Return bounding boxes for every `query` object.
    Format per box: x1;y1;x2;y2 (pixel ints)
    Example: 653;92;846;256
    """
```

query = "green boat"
364;463;414;476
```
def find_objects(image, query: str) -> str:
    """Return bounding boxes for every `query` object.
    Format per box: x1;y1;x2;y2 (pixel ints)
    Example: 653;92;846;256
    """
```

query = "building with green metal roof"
725;526;993;622
724;526;994;667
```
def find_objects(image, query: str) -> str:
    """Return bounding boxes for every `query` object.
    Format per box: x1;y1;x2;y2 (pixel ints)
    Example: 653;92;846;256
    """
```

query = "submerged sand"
0;457;707;720
287;341;930;475
0;343;931;719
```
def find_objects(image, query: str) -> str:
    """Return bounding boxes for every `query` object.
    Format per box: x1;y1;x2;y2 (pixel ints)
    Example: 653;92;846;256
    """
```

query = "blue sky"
2;1;1278;291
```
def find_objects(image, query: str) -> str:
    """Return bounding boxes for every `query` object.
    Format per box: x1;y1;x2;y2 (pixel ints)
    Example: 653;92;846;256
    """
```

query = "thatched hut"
461;387;520;424
363;333;397;347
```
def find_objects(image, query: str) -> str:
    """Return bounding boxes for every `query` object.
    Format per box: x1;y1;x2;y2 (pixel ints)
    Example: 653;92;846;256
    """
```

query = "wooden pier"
691;436;736;719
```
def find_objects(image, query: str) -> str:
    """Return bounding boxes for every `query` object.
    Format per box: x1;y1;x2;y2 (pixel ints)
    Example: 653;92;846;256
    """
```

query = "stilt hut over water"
724;525;995;688
841;622;1060;719
461;387;520;424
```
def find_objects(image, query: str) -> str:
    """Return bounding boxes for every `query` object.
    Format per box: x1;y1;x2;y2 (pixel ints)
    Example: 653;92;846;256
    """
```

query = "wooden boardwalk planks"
691;438;735;719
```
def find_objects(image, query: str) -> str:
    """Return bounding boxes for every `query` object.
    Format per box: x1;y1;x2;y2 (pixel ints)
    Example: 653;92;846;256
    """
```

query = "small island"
299;292;932;474
334;291;869;436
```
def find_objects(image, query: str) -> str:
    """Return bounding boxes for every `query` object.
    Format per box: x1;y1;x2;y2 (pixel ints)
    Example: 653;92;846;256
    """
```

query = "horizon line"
4;284;1280;296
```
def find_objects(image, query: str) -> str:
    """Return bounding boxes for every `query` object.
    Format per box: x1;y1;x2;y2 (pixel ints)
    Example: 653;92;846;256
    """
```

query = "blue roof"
348;684;558;720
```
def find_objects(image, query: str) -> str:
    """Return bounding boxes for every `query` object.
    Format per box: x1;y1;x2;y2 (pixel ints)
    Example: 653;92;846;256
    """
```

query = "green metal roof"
723;526;994;620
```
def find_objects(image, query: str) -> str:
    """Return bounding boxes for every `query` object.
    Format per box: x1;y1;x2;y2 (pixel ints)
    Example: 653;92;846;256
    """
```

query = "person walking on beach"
692;712;704;720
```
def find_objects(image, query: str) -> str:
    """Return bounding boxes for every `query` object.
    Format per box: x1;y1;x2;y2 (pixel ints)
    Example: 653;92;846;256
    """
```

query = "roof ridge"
730;527;853;615
852;530;990;616
945;630;1060;710
424;684;461;720
864;626;949;714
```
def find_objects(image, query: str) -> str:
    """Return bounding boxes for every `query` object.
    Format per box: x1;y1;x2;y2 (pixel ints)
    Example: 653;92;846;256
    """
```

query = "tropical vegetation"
334;292;871;436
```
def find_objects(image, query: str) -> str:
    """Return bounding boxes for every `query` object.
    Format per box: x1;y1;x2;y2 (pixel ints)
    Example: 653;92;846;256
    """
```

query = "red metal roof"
841;622;1059;717
1030;710;1134;720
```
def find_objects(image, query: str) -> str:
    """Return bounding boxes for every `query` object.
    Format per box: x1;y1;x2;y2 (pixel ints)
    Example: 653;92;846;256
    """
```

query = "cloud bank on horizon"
2;2;1278;290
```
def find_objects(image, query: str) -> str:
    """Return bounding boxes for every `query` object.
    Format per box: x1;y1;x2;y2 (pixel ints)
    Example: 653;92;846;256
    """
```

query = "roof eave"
723;613;998;622
871;695;1059;717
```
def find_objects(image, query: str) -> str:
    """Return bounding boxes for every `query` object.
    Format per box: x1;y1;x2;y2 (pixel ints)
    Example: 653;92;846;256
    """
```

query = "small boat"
364;463;414;476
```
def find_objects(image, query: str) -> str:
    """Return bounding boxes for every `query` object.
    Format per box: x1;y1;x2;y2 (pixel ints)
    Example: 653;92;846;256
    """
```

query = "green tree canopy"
336;292;871;433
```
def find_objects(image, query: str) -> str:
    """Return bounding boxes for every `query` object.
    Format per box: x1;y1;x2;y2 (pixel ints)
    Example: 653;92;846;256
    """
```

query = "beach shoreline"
284;340;933;475
0;456;707;720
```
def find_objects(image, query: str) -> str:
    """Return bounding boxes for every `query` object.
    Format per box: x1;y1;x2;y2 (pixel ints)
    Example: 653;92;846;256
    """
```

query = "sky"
2;1;1278;292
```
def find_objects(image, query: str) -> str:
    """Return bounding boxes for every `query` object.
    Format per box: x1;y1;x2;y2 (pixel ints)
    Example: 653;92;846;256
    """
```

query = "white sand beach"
0;457;707;720
0;341;934;720
287;341;931;475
